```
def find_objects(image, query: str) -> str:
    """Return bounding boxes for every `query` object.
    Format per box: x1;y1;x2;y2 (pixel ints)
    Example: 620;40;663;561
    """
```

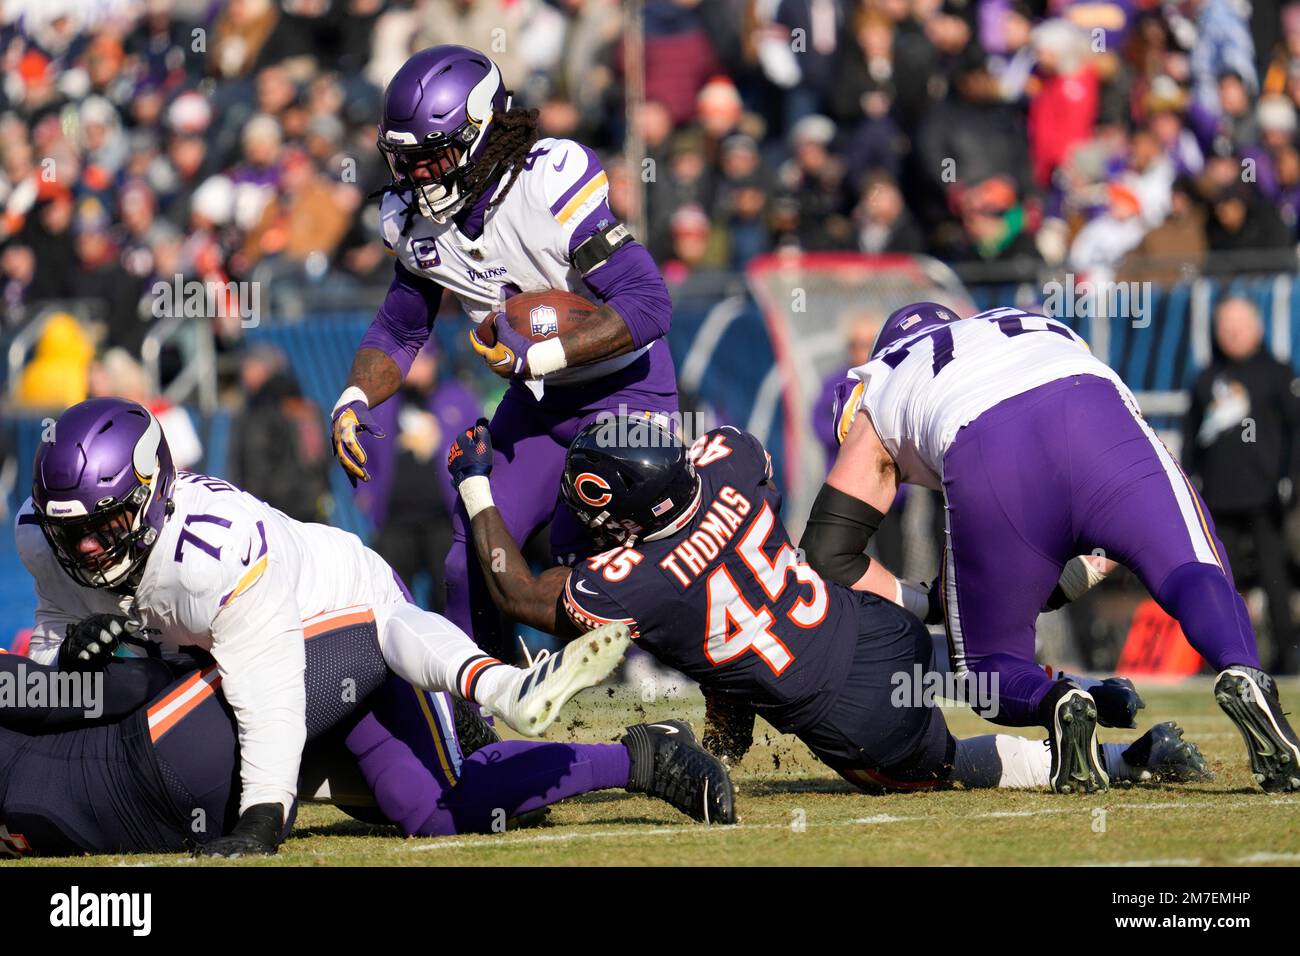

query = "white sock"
951;734;1052;789
1102;742;1137;782
377;603;515;702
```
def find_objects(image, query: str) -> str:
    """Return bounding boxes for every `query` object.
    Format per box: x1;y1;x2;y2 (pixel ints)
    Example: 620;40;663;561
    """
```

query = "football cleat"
1120;722;1213;783
1091;676;1145;729
622;719;737;824
486;623;631;737
1044;685;1109;793
452;698;500;757
1214;666;1300;792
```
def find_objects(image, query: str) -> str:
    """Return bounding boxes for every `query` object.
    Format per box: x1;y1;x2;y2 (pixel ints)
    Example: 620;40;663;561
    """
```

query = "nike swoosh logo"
240;541;252;566
574;580;599;595
553;154;568;172
649;723;679;734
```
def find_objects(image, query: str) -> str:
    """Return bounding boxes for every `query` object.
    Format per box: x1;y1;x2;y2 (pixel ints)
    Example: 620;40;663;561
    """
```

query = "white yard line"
402;796;1300;853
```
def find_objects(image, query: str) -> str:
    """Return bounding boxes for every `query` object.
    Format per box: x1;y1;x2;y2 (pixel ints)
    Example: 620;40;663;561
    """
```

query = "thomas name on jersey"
659;488;752;587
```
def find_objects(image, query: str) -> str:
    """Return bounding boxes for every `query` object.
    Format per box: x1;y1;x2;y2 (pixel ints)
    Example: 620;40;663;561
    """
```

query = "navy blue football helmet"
562;417;700;545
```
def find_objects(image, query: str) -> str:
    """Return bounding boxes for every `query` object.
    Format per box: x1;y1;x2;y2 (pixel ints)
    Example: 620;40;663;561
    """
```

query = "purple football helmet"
871;302;961;359
378;45;511;222
31;398;176;589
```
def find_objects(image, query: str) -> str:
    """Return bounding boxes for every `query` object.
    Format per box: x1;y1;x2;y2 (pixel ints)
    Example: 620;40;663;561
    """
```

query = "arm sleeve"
357;261;443;380
561;569;638;636
204;552;307;818
571;203;673;349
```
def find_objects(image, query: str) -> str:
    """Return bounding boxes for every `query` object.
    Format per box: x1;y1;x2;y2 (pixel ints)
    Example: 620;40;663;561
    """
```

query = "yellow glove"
331;394;385;486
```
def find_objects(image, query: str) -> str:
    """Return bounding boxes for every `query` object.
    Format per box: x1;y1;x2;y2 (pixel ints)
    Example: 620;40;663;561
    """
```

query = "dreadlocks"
462;106;540;209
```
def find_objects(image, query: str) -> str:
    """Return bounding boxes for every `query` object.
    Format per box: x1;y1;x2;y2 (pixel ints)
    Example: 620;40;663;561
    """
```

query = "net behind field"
744;253;974;557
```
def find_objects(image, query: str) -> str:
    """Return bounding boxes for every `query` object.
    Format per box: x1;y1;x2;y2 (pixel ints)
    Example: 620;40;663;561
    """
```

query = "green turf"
7;679;1299;867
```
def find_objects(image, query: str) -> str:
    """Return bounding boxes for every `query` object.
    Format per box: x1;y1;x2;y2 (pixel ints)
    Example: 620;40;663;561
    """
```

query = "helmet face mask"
39;492;153;589
377;45;509;223
32;398;175;591
378;127;479;220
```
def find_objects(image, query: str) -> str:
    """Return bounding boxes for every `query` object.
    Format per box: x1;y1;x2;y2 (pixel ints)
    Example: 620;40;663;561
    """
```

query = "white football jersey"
379;136;646;386
841;307;1130;489
17;472;403;815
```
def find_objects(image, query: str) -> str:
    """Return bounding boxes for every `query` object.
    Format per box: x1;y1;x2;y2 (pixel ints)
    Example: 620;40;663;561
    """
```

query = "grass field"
10;678;1300;867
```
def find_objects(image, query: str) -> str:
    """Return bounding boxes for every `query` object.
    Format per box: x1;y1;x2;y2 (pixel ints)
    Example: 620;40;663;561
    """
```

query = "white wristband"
458;475;494;520
897;579;931;621
527;337;568;378
332;386;369;417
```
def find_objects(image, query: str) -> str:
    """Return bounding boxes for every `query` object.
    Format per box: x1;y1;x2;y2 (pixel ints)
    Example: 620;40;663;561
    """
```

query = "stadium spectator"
366;349;463;613
71;199;148;357
778;113;852;250
87;347;204;470
1118;176;1209;282
714;133;771;267
1205;180;1294;264
853;171;924;254
1027;20;1099;190
1182;297;1300;673
14;313;94;411
229;344;330;524
1190;0;1259;111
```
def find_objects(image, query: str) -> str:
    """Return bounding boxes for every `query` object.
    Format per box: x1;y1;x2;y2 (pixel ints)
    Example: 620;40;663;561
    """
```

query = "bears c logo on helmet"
573;473;612;507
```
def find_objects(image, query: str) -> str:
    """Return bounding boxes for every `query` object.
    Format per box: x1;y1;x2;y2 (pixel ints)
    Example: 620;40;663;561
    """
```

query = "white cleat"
488;623;632;737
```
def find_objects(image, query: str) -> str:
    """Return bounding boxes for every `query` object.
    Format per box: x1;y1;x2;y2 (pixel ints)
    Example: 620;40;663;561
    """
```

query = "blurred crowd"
6;0;1300;355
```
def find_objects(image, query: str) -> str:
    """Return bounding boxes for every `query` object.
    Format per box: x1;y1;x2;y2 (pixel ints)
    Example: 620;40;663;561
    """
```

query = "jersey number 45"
704;503;828;677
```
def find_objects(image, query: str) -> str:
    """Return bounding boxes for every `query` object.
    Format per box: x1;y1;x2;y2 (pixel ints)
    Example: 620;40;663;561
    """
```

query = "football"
492;289;596;345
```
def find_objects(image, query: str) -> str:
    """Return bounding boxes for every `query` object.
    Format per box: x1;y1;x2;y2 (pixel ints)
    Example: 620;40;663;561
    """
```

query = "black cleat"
622;720;737;824
1121;722;1213;783
1215;666;1300;792
1091;677;1145;729
453;698;500;757
1044;686;1109;793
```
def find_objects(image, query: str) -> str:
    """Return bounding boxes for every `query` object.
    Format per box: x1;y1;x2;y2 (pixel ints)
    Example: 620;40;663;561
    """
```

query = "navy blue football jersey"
563;426;860;731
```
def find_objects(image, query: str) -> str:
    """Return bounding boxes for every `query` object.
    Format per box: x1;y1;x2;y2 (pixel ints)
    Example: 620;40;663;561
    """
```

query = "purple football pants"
941;374;1260;726
445;375;677;656
344;677;631;836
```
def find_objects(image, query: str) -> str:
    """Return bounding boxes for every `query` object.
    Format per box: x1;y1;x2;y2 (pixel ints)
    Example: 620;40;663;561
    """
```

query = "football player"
330;45;677;660
19;398;632;854
445;416;1210;794
0;635;733;857
804;302;1300;793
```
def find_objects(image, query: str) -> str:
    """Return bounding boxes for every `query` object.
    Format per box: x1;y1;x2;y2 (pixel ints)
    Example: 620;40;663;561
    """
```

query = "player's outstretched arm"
332;263;442;483
447;420;578;636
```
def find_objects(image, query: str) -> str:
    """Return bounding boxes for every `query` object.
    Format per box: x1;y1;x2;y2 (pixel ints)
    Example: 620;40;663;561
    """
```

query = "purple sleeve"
813;371;845;458
570;203;672;349
358;262;443;379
